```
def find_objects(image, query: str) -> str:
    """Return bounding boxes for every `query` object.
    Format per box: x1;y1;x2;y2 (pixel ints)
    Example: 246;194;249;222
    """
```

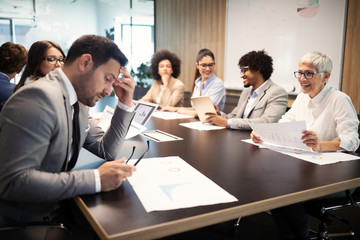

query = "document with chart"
127;156;238;212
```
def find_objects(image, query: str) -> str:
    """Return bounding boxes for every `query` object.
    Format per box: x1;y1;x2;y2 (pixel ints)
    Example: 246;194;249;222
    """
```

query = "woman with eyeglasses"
139;49;184;108
162;48;226;116
251;51;359;240
13;40;65;93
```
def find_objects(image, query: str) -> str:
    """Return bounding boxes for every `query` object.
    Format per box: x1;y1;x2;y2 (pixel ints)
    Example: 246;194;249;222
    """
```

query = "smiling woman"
13;40;66;93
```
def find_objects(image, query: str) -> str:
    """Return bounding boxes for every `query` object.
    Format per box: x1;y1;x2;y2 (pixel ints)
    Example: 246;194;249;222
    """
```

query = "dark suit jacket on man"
0;72;15;111
221;79;288;130
0;68;134;223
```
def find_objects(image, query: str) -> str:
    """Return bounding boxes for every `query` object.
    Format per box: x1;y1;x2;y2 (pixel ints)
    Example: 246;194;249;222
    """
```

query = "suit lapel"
48;69;73;170
237;89;251;118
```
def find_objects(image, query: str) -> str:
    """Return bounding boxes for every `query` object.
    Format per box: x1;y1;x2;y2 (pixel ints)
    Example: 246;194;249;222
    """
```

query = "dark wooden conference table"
75;116;360;240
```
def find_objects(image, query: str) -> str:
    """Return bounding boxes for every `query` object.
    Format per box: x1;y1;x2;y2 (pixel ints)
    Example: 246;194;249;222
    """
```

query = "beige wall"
155;0;226;92
342;0;360;114
155;0;360;114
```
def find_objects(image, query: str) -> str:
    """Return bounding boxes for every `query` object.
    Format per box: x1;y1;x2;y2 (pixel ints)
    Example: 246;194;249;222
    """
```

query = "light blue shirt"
191;74;226;110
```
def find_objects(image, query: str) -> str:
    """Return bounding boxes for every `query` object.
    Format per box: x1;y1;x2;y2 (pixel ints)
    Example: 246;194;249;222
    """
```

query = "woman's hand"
302;130;321;152
250;131;263;143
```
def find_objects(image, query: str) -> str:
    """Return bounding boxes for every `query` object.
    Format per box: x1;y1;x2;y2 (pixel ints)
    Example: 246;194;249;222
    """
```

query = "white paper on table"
90;105;146;139
126;121;147;139
242;139;360;165
152;111;193;120
179;121;226;131
249;121;312;151
127;156;238;212
96;105;114;131
141;129;183;142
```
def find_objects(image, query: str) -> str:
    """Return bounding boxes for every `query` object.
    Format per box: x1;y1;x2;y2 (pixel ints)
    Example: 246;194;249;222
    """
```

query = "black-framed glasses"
294;71;324;80
240;66;249;74
43;56;66;65
199;62;215;69
125;140;150;166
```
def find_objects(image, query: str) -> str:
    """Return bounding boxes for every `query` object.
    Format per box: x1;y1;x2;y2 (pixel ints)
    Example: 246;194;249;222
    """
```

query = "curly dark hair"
150;50;181;81
238;50;273;80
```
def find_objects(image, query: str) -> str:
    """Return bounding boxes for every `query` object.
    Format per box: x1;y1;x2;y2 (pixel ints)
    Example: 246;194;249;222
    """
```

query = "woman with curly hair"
13;40;65;93
140;49;184;108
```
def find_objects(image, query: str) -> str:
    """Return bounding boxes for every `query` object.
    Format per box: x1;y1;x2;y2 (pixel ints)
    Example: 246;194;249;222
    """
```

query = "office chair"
305;188;360;240
0;221;71;240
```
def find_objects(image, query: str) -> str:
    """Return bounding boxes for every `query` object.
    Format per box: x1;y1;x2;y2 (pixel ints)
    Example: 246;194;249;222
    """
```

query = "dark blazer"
221;80;288;130
0;68;134;223
0;72;15;111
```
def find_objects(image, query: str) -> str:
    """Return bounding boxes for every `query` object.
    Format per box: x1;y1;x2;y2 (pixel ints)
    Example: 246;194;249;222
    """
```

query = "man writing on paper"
0;35;136;236
205;50;288;130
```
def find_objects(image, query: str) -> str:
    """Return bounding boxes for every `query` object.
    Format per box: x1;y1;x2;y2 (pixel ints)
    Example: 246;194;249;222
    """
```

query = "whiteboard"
224;0;347;94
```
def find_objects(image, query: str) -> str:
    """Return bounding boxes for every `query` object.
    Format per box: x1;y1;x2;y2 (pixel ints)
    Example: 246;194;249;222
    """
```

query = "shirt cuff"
117;101;134;113
94;169;101;192
227;119;232;128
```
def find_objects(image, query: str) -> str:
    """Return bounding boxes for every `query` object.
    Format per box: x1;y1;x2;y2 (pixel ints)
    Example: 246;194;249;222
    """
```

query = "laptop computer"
133;101;158;125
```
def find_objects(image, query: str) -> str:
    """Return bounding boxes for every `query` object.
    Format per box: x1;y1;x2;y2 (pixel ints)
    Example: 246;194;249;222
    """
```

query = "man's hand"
97;158;136;192
205;113;227;127
113;67;135;107
213;104;221;115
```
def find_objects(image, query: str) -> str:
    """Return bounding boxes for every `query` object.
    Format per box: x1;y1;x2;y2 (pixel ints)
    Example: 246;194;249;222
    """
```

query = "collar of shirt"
58;68;78;106
0;72;10;82
249;80;267;99
306;84;331;107
195;73;215;90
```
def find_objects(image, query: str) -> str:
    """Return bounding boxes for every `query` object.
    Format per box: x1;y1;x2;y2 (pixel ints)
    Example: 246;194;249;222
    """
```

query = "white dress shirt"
279;84;359;151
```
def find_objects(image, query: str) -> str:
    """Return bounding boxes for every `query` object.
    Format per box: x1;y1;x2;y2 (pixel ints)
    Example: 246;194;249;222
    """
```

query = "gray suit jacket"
221;80;288;130
0;69;134;223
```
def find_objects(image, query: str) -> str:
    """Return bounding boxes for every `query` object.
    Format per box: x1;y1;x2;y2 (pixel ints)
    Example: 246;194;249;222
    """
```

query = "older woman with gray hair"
251;51;359;240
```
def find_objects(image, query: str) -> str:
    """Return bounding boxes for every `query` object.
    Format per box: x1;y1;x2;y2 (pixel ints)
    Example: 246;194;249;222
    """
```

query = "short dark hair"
238;50;273;80
150;50;181;81
65;35;128;68
0;42;27;74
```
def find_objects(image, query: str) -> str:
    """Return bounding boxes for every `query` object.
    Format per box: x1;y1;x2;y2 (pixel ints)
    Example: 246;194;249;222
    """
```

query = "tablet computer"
191;96;216;123
133;101;158;125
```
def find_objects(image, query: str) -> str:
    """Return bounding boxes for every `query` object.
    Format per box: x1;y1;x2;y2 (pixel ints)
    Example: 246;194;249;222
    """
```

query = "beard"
244;83;251;88
72;68;103;107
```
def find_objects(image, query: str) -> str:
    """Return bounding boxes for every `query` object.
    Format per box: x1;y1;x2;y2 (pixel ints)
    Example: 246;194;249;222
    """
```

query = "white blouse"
279;84;359;151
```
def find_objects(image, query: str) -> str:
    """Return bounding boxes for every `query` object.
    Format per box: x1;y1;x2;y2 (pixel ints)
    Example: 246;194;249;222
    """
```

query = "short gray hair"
300;52;332;73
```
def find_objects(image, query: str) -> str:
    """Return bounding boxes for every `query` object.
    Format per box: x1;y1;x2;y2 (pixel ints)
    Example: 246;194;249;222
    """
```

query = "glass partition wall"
0;0;154;86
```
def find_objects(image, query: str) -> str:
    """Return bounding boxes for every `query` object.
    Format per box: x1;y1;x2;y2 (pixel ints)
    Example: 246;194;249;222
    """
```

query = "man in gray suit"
0;35;136;229
206;50;288;130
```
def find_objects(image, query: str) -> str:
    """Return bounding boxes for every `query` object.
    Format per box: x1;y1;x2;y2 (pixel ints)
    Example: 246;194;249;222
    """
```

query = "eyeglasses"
43;56;66;65
240;66;249;74
199;62;215;69
294;71;324;80
125;140;150;166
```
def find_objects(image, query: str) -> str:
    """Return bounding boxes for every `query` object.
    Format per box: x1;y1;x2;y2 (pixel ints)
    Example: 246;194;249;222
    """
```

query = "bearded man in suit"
0;35;136;234
205;50;288;130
